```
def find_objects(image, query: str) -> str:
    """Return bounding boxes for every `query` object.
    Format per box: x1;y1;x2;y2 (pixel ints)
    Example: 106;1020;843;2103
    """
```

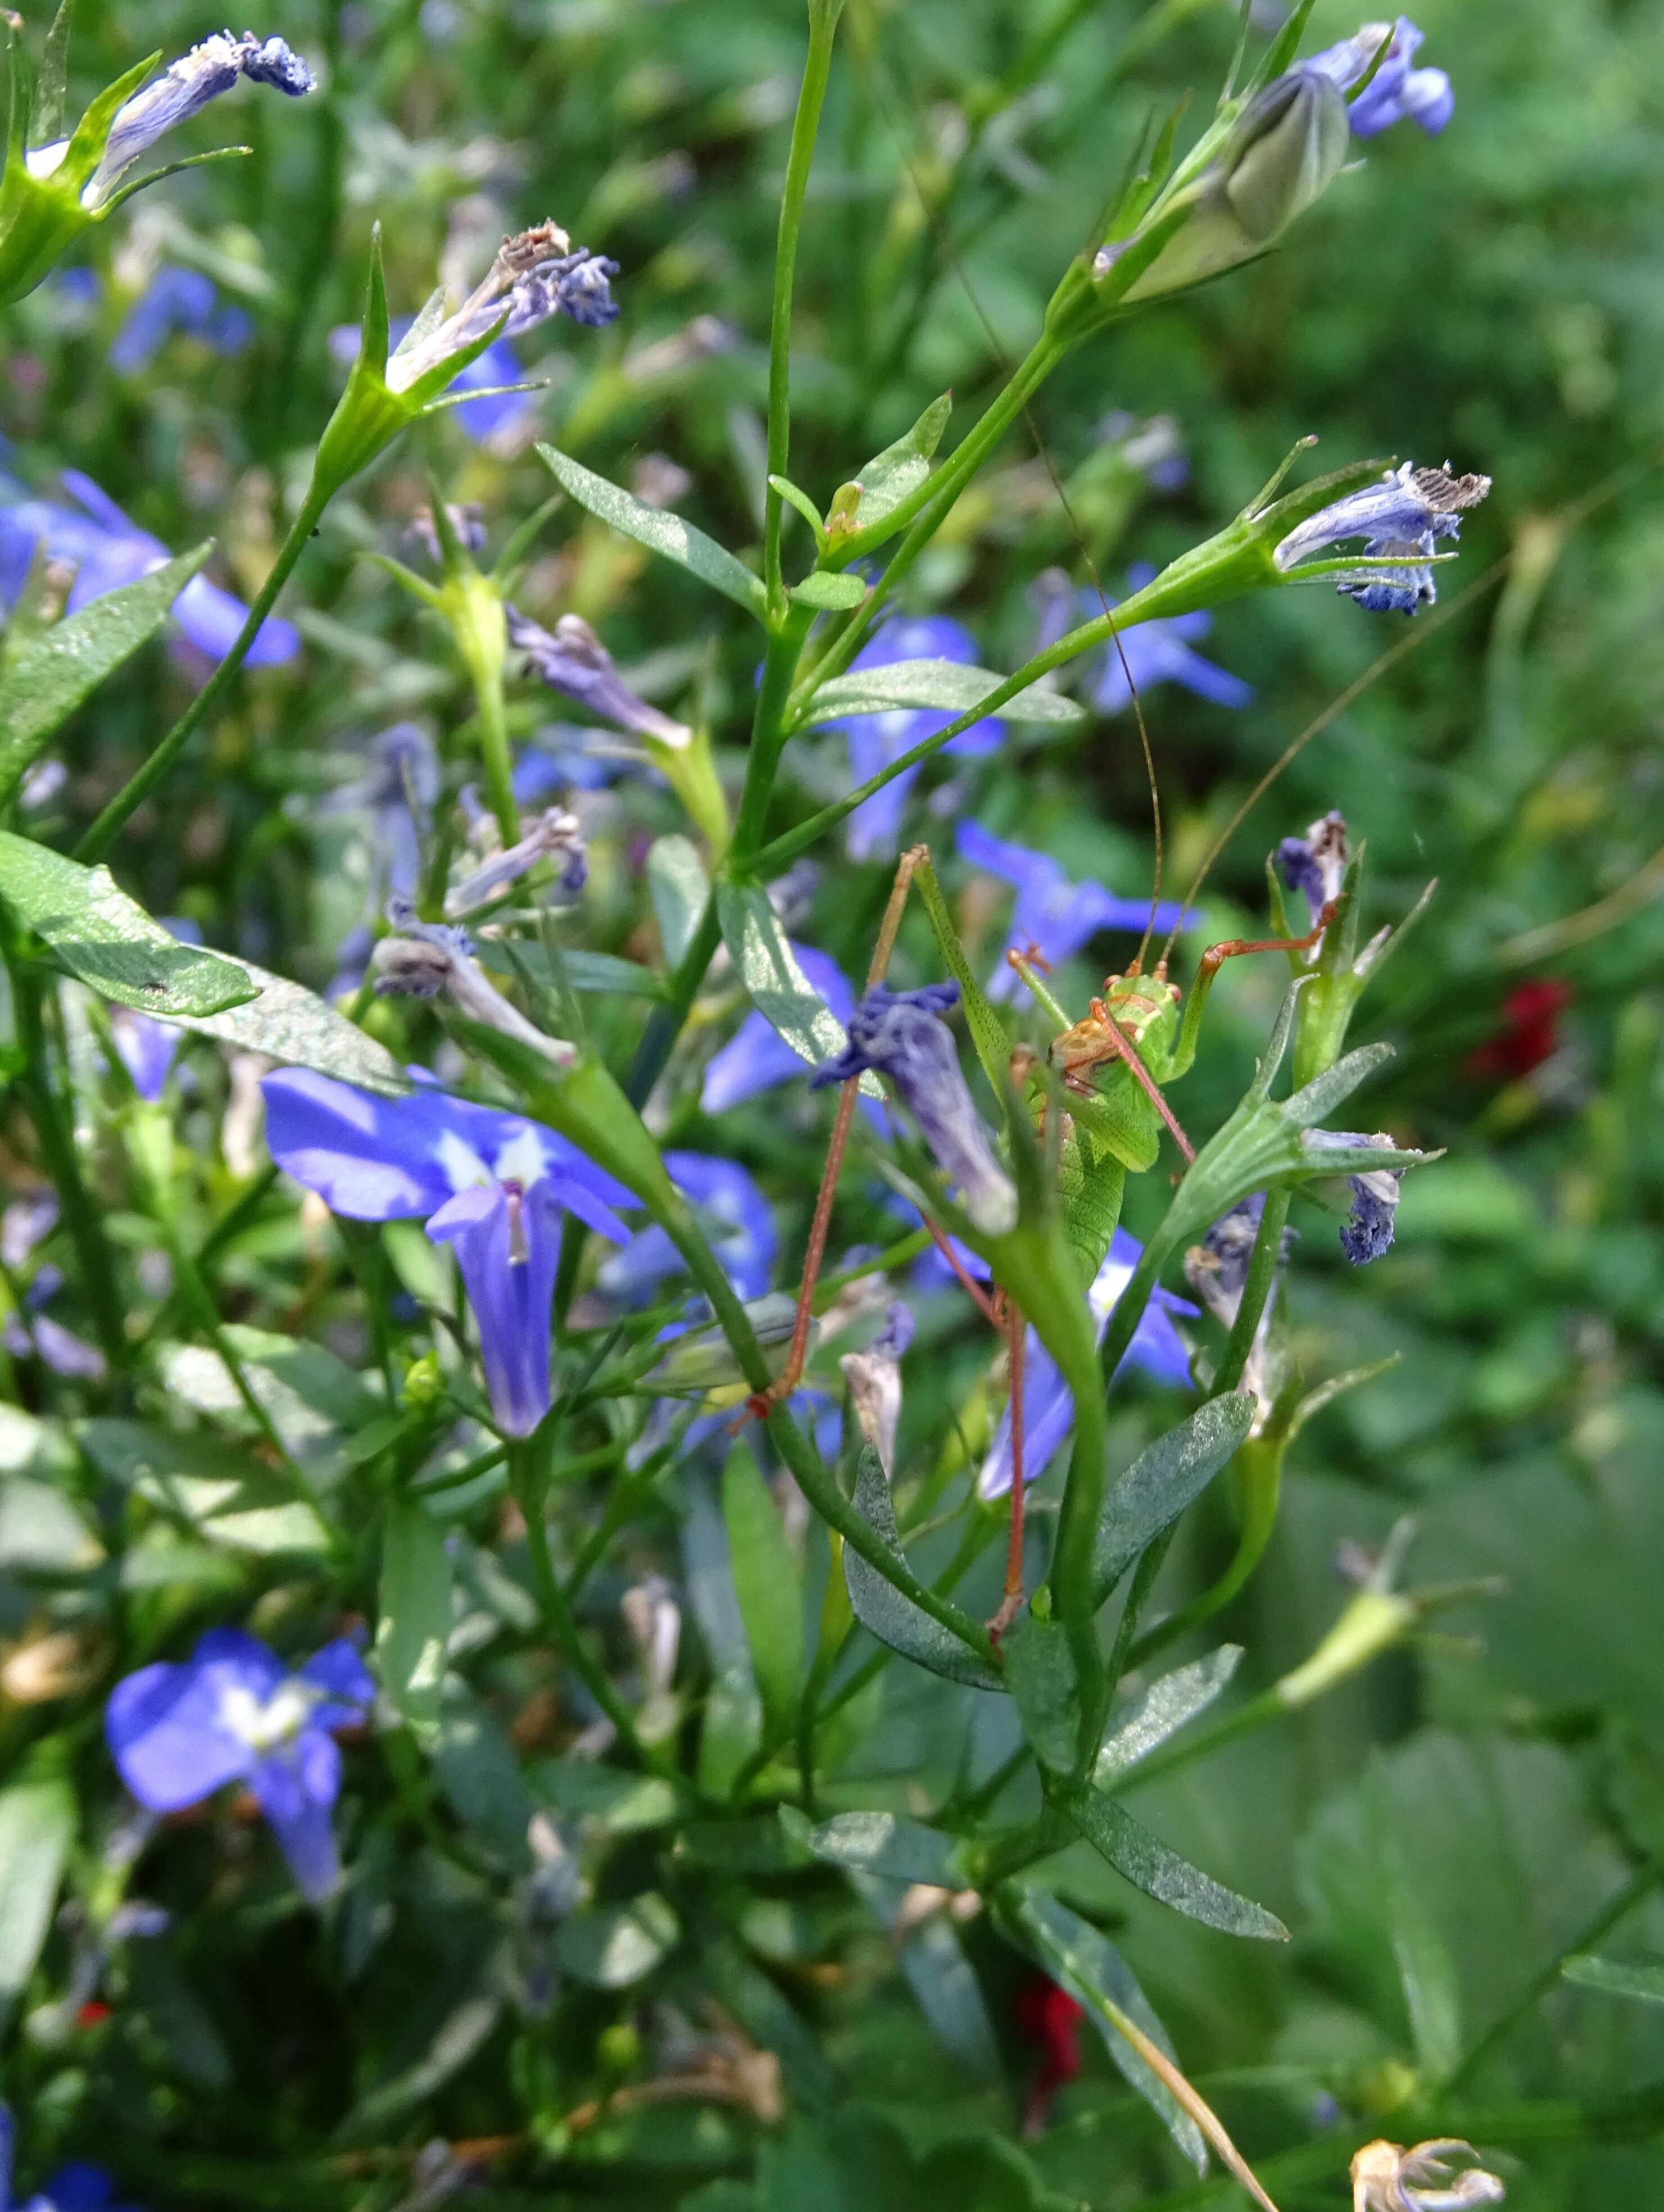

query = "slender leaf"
683;1468;762;1794
802;1809;962;1886
0;546;213;800
159;1327;384;1493
0;834;255;1015
715;878;882;1100
722;1440;804;1737
556;1893;681;1988
0;1776;75;2029
835;391;953;540
1094;1646;1243;1783
527;1756;682;1833
474;939;667;1000
377;1498;453;1728
79;1419;329;1556
790;570;867;611
853;1871;1002;2082
801;658;1085;730
160;957;408;1094
538;444;767;619
1563;1954;1664;2005
844;1448;1003;1690
648;833;709;968
1092;1392;1255;1603
1064;1786;1289;1940
1003;1887;1207;2175
430;1678;534;1868
914;853;1010;1100
1002;1610;1082;1774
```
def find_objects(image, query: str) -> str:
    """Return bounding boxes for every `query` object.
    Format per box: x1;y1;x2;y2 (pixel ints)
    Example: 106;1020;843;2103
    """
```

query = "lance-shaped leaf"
1563;1955;1664;2006
831;391;953;552
844;1448;1003;1690
377;1497;453;1729
851;1870;1002;2083
914;852;1011;1102
715;879;882;1100
0;544;213;803
1000;1886;1207;2175
1002;1610;1082;1774
1092;1393;1255;1604
0;1774;76;2031
798;658;1085;733
538;444;767;621
1063;1784;1289;1941
647;833;708;968
800;1809;963;1887
161;957;408;1094
790;570;866;611
0;834;255;1015
1093;1646;1243;1784
79;1420;330;1557
722;1439;804;1739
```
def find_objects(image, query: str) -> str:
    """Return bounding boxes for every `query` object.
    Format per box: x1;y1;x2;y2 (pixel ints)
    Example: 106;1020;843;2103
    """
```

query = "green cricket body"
1051;969;1185;1179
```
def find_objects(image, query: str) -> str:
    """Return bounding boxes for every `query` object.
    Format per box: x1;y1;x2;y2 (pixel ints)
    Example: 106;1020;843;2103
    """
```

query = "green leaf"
538;445;767;620
768;473;827;542
0;1776;75;2029
377;1498;453;1728
1563;1955;1664;2005
845;1448;1003;1690
835;392;953;545
1094;1646;1243;1783
851;1870;1003;2082
0;1475;103;1571
721;1440;804;1738
800;658;1084;731
556;1892;681;1988
683;1468;762;1795
158;1327;384;1494
1064;1786;1289;1940
473;938;668;1000
715;878;882;1100
1000;1887;1207;2175
79;1419;329;1556
803;1810;963;1886
527;1755;682;1833
429;1678;534;1869
790;569;867;611
1091;1393;1255;1604
0;546;213;803
913;853;1010;1101
1001;1610;1082;1774
158;956;409;1093
648;833;709;968
0;833;255;1015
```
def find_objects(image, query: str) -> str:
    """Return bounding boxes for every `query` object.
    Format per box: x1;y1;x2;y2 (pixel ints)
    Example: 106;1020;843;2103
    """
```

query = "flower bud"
1114;67;1350;306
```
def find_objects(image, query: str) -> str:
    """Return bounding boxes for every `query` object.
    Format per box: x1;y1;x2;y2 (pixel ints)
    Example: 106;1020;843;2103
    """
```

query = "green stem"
6;947;128;1374
508;1439;674;1780
76;481;330;864
471;653;519;848
626;895;721;1108
763;0;845;614
1213;1189;1289;1396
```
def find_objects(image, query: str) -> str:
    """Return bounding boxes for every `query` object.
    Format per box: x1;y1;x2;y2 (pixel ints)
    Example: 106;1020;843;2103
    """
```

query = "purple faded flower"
813;982;1017;1236
817;615;1006;862
445;805;587;916
0;471;299;665
701;942;858;1113
600;1152;776;1305
109;267;252;374
955;821;1190;1001
105;1629;371;1903
507;606;690;750
1273;461;1490;615
262;1070;634;1434
1042;567;1253;716
978;1230;1196;1500
1303;1129;1403;1262
327;326;534;442
1308;16;1453;138
2;1264;107;1383
1276;810;1348;919
838;1300;914;1476
76;33;315;208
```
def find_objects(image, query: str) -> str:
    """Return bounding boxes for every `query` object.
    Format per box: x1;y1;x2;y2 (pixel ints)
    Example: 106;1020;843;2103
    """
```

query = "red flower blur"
1467;980;1569;1082
1014;1972;1085;2134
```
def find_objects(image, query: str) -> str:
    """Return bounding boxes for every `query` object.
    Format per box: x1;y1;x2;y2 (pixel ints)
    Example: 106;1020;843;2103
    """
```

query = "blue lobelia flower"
105;1628;372;1904
108;1009;183;1103
1301;1129;1405;1262
600;1151;777;1305
507;606;691;749
1308;16;1453;139
977;1229;1196;1500
262;1070;635;1435
0;470;299;665
701;942;858;1114
1272;461;1490;614
814;982;1017;1236
955;821;1191;1001
81;33;315;207
0;2107;146;2212
1042;567;1253;717
817;615;1006;861
108;266;253;374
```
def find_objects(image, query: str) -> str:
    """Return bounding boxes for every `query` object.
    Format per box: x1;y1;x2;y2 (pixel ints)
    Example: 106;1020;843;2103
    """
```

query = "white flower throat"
219;1678;316;1754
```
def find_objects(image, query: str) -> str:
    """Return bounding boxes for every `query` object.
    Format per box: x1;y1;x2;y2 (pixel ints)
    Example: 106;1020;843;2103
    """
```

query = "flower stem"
75;480;329;865
764;0;845;615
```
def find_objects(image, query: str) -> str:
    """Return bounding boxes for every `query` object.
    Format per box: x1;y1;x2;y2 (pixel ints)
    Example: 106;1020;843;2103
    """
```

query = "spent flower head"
1273;460;1491;613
